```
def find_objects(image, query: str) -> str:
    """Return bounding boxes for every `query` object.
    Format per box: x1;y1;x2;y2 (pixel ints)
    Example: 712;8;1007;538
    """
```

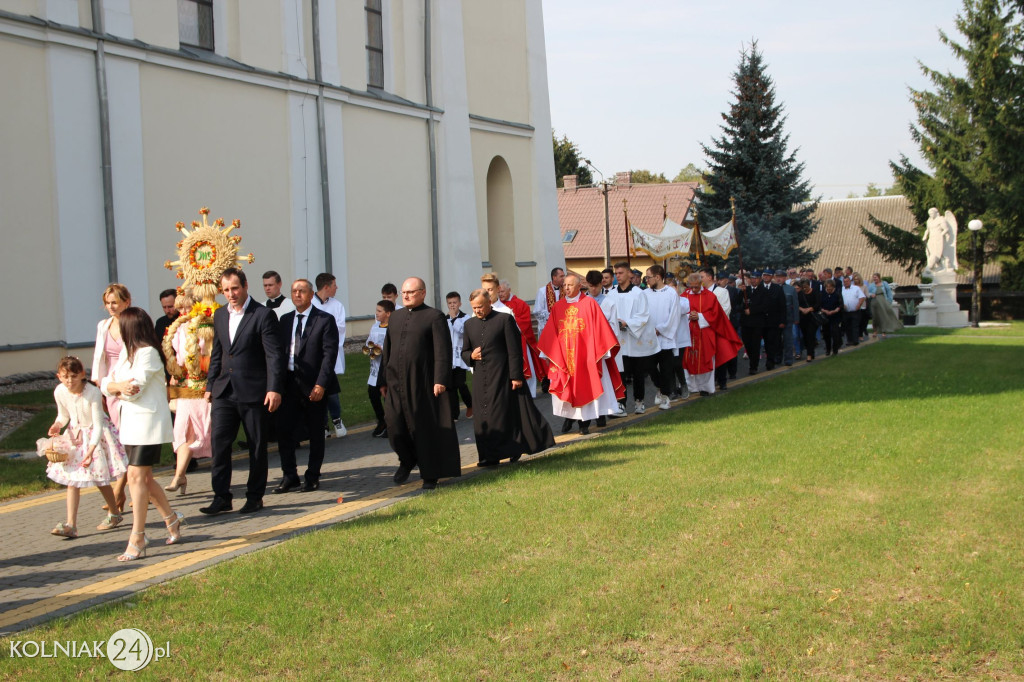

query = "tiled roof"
801;196;999;287
558;182;699;260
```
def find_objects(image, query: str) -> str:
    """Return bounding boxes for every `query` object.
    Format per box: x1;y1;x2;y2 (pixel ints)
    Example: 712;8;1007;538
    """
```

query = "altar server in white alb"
605;261;658;413
312;272;347;438
643;265;680;410
532;267;565;337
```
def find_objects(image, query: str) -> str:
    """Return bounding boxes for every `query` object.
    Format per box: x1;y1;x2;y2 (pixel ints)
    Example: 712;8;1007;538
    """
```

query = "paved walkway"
0;339;876;634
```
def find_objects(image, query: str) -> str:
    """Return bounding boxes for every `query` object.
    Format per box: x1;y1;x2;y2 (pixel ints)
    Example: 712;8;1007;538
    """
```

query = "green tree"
672;163;706;185
552;132;593;188
697;42;818;269
629;169;669;184
863;0;1024;284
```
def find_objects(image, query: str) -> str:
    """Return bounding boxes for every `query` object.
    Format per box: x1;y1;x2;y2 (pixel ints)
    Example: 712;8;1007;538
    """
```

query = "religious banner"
630;217;695;259
699;219;738;257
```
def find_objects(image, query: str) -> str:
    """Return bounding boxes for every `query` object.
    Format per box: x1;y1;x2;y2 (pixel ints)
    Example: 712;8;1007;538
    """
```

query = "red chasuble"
506;295;547;381
682;288;744;374
538;295;623;407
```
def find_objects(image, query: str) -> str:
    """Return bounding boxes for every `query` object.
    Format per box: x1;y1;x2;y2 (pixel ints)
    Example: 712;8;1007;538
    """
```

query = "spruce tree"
697;42;818;270
864;0;1024;285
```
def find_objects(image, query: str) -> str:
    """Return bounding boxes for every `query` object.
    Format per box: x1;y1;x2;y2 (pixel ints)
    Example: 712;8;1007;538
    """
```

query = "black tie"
294;313;304;358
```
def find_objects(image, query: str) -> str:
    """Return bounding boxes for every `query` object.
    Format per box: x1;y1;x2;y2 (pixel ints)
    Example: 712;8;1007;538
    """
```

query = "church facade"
0;0;563;374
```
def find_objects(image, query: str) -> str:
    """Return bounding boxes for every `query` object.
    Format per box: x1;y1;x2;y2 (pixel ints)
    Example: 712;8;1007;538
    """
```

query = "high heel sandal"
164;476;187;495
164;511;187;545
117;532;150;561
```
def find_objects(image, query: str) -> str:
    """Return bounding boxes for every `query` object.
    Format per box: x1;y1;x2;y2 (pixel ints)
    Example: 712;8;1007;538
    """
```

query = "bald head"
401;277;426;308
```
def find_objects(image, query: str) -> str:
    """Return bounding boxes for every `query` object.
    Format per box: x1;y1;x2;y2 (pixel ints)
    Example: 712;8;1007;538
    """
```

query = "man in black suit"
740;271;767;375
201;267;285;515
761;270;787;370
272;279;339;493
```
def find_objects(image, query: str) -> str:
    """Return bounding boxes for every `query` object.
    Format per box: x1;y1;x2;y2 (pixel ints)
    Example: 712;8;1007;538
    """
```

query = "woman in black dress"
818;279;843;356
796;279;821;361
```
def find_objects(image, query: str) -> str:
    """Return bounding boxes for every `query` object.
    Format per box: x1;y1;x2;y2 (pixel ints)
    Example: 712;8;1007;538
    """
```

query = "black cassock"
381;304;461;480
462;311;555;463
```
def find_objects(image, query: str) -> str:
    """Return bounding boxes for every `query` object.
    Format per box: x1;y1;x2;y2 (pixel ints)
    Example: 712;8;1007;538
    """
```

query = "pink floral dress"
37;383;128;487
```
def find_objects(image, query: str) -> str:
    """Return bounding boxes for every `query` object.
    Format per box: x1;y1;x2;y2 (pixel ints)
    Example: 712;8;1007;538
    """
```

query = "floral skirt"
38;424;128;488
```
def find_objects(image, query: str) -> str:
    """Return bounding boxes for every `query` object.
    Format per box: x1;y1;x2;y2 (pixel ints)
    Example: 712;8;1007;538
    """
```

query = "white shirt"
841;285;866;312
605;285;657;358
709;284;732;317
676;294;692;348
312;295;347;373
288;306;312;371
267;295;296;319
228;296;252;344
448;313;470;370
493;299;514;316
644;285;680;350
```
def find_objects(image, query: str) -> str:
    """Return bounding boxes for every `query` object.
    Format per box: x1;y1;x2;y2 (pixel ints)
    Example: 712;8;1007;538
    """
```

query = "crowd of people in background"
39;261;901;562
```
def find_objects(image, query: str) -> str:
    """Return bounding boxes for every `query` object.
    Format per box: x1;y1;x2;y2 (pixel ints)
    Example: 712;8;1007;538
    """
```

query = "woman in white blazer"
93;283;132;513
102;308;186;562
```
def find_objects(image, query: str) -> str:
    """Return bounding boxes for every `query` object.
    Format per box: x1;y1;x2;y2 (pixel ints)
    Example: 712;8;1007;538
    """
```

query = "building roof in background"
558;181;698;260
802;196;999;286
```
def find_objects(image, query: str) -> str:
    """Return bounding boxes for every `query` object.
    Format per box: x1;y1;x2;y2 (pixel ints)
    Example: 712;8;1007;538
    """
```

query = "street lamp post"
584;159;612;268
968;219;983;327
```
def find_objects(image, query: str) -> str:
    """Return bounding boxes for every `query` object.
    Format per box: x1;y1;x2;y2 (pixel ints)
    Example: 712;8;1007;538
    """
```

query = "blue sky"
542;0;966;199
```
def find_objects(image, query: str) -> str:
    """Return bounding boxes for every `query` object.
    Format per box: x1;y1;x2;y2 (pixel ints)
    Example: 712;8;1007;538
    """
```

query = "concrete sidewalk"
0;338;871;634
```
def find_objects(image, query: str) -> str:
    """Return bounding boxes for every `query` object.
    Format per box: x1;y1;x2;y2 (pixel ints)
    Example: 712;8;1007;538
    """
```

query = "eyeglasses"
400;289;424;296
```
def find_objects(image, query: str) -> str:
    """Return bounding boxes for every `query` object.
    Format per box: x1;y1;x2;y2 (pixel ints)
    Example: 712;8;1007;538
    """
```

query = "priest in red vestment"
499;281;547;396
682;273;744;396
537;273;624;434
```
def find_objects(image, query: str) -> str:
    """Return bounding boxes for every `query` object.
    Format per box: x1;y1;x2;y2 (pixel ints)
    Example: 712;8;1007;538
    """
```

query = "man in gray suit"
775;270;800;366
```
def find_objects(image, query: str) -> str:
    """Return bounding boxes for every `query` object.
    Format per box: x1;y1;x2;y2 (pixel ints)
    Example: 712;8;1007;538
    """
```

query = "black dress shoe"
580;423;590;435
748;369;759;375
476;460;499;468
510;453;522;463
393;465;412;484
699;391;711;397
301;480;320;492
199;497;232;515
238;499;263;514
421;479;437;490
718;384;728;391
595;416;607;427
560;418;573;434
371;423;386;438
272;478;301;494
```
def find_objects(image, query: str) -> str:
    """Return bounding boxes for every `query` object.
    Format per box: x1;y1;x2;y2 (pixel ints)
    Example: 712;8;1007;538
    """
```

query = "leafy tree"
696;42;819;270
672;163;706;185
552;133;593;188
629;169;669;184
863;0;1024;285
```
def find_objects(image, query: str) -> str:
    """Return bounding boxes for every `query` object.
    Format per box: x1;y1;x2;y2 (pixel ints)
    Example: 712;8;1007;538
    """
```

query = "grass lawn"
0;353;392;502
3;330;1023;679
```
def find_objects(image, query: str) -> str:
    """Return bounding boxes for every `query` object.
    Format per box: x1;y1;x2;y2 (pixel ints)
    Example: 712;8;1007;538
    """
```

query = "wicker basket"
43;438;69;463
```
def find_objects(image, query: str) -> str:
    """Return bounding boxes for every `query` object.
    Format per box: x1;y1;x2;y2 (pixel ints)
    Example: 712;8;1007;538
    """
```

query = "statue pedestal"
917;274;967;327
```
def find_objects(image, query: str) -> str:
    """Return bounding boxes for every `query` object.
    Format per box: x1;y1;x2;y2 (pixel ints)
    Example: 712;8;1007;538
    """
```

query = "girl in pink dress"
164;291;213;495
92;283;131;513
39;357;129;538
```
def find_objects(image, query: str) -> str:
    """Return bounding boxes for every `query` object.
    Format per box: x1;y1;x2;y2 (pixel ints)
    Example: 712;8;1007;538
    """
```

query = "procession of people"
40;242;896;561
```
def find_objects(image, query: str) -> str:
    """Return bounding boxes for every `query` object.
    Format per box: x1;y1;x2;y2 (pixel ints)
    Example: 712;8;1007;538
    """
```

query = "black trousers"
843;310;862;346
368;384;385;426
621;355;652;403
673;350;686;394
822;317;842;354
763;325;782;368
741;325;764;372
448;367;472;420
647;349;675;396
277;375;329;484
800;319;819;358
210;392;269;503
714;363;729;389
